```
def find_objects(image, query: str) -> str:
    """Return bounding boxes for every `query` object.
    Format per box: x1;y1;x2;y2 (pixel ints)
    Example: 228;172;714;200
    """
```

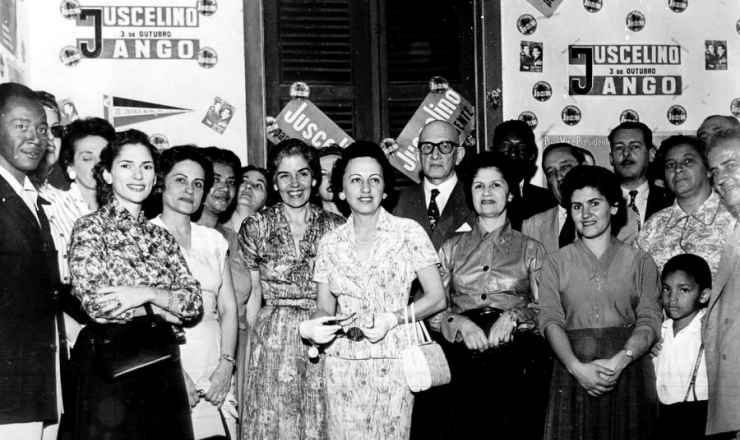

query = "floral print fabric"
238;203;344;440
68;197;202;323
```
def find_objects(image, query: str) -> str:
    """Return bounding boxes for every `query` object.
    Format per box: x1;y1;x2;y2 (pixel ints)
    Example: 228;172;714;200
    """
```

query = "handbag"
90;303;185;380
401;303;451;392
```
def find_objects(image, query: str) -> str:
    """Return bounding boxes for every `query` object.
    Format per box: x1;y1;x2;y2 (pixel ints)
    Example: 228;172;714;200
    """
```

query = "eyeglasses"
419;141;458;155
336;327;366;342
50;125;64;139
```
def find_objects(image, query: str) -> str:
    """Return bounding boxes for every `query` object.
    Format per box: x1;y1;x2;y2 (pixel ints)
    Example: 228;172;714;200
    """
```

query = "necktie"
428;189;440;230
628;190;641;231
559;213;576;248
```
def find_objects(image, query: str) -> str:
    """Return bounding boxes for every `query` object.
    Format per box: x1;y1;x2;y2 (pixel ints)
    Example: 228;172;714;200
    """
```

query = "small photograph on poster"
520;41;543;72
0;53;5;79
59;98;80;125
705;40;727;70
202;97;235;134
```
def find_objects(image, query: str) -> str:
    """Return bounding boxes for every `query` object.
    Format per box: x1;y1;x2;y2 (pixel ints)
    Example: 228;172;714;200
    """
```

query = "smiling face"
709;139;740;208
162;159;206;217
103;143;156;213
664;143;710;199
609;128;653;184
339;156;385;216
661;270;709;322
0;96;48;182
237;169;268;213
203;162;237;215
274;154;316;209
569;186;618;239
471;166;511;219
319;154;340;203
69;135;107;189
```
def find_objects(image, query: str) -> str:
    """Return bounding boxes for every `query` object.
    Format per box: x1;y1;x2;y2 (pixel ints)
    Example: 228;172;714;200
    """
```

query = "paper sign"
267;99;354;149
392;88;475;183
524;0;565;18
103;95;192;127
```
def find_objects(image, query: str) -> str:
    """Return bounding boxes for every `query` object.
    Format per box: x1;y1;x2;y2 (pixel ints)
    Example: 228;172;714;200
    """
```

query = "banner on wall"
103;95;192;127
266;99;354;149
0;0;27;84
391;87;475;183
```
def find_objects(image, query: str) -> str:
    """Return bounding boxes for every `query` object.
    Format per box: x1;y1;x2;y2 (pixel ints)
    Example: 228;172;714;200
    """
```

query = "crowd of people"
3;78;740;440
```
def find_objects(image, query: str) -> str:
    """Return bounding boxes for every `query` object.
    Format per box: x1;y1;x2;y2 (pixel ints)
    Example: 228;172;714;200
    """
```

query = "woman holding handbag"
150;145;239;439
429;152;548;440
62;130;202;440
299;141;447;440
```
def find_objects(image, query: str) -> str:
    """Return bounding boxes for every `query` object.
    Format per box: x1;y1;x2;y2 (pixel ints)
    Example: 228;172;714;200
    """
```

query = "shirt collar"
665;191;722;228
621;180;649;200
423;173;458;194
344;206;392;239
469;219;514;254
662;309;706;337
105;196;147;224
0;163;30;197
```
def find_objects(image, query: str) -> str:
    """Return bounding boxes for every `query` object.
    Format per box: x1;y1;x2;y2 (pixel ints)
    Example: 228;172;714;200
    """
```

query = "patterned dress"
239;203;344;440
62;197;202;440
313;208;440;440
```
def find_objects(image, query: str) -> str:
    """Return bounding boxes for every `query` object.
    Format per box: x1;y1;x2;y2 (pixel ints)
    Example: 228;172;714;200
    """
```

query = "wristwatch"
220;354;237;366
623;348;634;359
506;309;518;328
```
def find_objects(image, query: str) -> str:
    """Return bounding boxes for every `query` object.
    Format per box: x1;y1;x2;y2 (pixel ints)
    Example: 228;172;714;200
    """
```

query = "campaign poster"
202;97;235;135
705;40;728;71
520;41;543;73
267;98;354;149
0;0;17;55
0;0;27;84
28;1;248;163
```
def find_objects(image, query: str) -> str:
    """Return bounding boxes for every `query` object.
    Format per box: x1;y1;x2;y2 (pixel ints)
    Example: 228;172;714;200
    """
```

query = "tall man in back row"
0;82;61;439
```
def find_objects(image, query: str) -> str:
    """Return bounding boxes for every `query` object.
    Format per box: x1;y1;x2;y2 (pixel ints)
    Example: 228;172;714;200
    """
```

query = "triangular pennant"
103;95;192;127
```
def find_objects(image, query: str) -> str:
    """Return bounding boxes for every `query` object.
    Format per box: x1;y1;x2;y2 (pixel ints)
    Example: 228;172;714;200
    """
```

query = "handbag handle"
404;303;433;346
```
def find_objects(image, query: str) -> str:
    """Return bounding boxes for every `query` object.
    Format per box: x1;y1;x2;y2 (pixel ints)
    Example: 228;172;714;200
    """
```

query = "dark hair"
707;127;740;156
34;90;60;121
560;165;626;234
464;152;521;206
577;147;595;164
156;145;214;197
200;146;241;178
658;135;708;173
59;117;116;176
318;144;344;160
608;122;654;151
662;254;712;292
701;115;740;130
492;120;537;159
240;165;273;206
330;141;394;199
93;129;160;206
268;138;321;190
0;82;41;115
542;143;586;167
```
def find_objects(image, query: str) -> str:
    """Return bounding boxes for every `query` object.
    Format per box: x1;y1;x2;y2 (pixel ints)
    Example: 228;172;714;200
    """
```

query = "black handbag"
90;303;186;380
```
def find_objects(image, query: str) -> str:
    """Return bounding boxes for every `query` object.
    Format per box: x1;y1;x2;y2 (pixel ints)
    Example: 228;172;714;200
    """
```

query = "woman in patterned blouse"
299;141;447;440
238;139;345;440
429;152;548;440
62;130;203;440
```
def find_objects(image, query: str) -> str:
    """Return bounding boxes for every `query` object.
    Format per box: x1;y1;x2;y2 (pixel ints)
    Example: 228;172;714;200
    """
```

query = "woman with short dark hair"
539;165;662;440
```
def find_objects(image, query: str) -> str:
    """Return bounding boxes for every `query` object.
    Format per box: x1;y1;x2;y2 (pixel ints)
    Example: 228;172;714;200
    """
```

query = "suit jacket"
522;206;560;254
509;182;558;231
392;179;476;251
0;174;59;424
703;224;740;435
645;182;674;222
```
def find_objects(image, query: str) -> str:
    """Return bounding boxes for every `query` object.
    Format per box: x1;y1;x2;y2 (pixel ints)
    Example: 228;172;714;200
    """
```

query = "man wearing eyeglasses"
491;120;558;230
393;120;476;251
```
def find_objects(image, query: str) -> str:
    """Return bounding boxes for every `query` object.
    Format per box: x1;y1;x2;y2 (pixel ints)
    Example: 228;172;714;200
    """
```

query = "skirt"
324;356;413;440
543;327;658;440
59;325;194;440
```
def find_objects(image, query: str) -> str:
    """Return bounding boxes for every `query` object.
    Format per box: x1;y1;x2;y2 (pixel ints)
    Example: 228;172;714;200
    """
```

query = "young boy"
654;254;711;439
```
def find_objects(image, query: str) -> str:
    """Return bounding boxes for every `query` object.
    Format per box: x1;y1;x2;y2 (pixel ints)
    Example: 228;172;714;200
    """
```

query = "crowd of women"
25;85;740;440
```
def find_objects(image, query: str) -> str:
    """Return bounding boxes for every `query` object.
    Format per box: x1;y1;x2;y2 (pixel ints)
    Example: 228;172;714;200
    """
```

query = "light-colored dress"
152;218;237;440
239;203;345;440
313;207;440;440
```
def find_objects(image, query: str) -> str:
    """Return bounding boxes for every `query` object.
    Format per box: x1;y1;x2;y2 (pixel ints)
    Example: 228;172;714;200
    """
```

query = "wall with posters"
502;0;739;180
27;0;248;162
0;0;29;84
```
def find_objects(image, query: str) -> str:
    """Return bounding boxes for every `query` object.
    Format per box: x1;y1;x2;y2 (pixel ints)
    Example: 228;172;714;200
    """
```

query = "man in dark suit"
608;121;674;232
392;120;476;251
490;120;558;230
0;82;61;438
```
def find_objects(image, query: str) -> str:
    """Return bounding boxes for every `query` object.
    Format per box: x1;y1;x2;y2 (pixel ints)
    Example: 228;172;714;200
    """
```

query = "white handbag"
401;303;451;392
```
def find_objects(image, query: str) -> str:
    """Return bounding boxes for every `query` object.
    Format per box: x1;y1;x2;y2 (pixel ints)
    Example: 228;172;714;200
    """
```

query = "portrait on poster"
202;97;235;134
705;40;727;70
520;41;542;72
59;98;80;125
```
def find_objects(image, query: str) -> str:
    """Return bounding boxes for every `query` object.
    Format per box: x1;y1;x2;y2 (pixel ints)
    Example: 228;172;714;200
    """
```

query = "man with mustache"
0;82;61;438
608;121;673;238
490;119;558;230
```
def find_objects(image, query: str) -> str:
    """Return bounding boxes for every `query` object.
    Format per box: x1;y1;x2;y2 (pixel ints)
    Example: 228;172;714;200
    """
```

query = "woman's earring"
67;169;77;181
339;193;346;200
382;194;387;199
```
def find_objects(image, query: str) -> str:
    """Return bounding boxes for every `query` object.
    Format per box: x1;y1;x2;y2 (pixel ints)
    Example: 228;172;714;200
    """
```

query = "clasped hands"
458;314;516;352
570;353;629;398
300;312;398;344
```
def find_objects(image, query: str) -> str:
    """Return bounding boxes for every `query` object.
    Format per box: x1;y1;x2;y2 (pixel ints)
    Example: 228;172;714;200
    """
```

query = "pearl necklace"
356;235;375;246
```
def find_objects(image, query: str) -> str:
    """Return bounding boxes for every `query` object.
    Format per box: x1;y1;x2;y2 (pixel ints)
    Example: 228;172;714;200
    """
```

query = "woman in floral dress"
238;139;344;440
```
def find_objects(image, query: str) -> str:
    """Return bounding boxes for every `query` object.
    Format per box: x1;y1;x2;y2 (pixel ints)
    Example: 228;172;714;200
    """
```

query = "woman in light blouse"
539;165;661;440
300;141;447;439
62;130;202;439
429;152;548;440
